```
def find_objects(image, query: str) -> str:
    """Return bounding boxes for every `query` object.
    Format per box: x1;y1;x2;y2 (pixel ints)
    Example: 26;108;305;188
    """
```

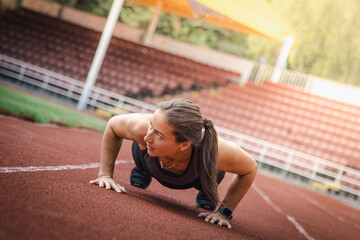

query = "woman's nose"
144;131;152;143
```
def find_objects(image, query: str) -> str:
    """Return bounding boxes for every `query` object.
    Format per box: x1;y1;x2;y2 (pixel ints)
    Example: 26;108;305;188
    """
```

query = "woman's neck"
159;147;193;173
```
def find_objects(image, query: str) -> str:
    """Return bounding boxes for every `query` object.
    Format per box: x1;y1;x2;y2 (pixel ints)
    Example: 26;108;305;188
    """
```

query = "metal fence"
248;62;315;91
217;126;360;201
0;54;157;114
1;54;359;204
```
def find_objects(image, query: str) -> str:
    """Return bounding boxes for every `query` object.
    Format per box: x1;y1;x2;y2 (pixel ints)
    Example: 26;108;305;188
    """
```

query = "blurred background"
47;0;360;87
0;0;359;208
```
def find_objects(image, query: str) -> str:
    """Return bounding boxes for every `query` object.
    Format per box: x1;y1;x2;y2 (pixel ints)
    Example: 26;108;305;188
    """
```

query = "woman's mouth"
147;145;154;151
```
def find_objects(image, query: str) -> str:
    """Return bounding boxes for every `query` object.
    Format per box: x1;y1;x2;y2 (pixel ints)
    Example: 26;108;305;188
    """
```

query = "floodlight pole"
77;0;124;111
270;36;294;83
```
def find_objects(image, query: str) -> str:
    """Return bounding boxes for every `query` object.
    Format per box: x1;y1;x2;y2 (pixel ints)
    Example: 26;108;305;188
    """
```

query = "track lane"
254;174;360;240
1;115;360;239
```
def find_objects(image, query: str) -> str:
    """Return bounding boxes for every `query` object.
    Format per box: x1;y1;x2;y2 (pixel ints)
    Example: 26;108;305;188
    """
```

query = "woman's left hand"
197;211;231;229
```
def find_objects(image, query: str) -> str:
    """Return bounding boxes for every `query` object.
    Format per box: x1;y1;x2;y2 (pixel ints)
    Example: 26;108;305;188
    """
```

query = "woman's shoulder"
217;137;238;161
108;113;151;143
217;137;256;174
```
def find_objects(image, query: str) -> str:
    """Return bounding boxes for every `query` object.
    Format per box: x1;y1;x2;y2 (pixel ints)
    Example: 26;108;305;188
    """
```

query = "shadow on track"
126;186;198;218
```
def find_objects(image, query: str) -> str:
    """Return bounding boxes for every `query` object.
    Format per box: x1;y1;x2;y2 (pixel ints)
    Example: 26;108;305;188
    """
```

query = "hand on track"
197;211;231;229
89;176;127;193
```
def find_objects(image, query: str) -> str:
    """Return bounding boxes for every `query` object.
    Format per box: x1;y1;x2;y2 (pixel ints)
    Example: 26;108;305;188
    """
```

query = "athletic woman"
90;99;257;228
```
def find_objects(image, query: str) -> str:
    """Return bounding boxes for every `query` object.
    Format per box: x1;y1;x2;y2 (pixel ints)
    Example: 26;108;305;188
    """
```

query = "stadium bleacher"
0;8;239;97
1;7;360;188
149;81;360;172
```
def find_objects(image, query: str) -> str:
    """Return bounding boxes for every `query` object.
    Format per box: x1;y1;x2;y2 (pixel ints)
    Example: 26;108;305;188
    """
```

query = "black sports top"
131;142;201;189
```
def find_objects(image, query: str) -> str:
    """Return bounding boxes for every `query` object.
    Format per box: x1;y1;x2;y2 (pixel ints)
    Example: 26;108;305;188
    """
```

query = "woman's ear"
180;141;192;151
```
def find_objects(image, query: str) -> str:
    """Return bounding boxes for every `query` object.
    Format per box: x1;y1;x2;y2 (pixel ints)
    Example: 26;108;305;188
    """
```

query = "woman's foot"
195;191;216;211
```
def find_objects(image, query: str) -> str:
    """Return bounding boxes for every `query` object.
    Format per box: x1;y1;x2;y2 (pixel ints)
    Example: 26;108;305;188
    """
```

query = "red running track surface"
0;115;359;240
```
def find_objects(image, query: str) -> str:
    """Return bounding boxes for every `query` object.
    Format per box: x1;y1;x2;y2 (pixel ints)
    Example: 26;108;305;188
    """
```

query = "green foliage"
71;0;153;27
246;36;279;65
156;12;249;54
119;1;153;28
267;0;360;85
75;0;113;16
50;0;70;4
0;85;106;132
157;14;213;46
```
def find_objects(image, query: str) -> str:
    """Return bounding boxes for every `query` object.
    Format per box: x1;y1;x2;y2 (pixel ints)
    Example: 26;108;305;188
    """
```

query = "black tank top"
132;142;200;189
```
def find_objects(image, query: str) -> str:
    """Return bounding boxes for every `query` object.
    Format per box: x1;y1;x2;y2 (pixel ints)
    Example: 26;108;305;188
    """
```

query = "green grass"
0;85;107;132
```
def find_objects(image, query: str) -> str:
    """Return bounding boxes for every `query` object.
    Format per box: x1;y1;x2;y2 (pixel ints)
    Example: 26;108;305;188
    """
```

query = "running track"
0;115;359;240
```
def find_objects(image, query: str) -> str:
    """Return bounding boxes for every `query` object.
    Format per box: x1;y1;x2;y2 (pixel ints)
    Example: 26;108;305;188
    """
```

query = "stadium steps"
148;81;360;171
0;8;240;98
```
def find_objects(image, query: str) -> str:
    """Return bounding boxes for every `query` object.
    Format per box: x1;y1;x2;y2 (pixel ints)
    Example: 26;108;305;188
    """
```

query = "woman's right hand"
89;176;127;193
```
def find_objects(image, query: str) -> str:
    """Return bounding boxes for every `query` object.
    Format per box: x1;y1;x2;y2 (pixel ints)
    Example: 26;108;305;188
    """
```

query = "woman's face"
144;109;183;157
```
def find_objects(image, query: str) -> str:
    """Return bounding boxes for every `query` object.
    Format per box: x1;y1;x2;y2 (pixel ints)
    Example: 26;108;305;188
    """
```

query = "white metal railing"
249;63;315;91
1;54;359;202
0;54;157;114
216;126;360;197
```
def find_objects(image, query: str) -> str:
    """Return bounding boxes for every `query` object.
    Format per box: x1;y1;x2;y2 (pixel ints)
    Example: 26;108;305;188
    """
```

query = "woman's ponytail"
199;118;219;205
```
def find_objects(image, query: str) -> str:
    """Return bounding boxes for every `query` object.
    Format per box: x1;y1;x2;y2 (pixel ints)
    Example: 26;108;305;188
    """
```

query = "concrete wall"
22;0;62;17
151;34;255;83
0;0;17;11
60;7;142;42
311;77;360;107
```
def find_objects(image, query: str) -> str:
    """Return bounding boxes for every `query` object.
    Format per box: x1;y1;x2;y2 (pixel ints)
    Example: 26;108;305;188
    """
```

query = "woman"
90;99;257;229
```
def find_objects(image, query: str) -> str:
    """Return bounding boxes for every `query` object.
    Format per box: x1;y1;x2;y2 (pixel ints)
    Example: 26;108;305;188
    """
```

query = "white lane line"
294;191;360;231
253;184;315;240
0;160;131;173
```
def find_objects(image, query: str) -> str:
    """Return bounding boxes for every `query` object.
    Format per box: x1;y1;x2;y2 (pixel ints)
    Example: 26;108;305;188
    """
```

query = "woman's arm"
217;137;258;211
90;113;151;192
198;137;257;228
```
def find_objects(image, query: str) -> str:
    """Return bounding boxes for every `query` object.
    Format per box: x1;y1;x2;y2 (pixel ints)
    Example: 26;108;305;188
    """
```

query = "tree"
267;0;360;86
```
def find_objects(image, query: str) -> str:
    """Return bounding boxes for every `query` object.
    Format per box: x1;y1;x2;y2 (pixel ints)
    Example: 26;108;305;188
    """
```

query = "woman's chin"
147;149;156;157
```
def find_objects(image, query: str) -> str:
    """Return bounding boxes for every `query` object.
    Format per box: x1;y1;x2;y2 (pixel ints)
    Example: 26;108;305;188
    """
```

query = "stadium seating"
1;8;360;172
0;8;239;98
148;81;360;170
342;172;360;190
